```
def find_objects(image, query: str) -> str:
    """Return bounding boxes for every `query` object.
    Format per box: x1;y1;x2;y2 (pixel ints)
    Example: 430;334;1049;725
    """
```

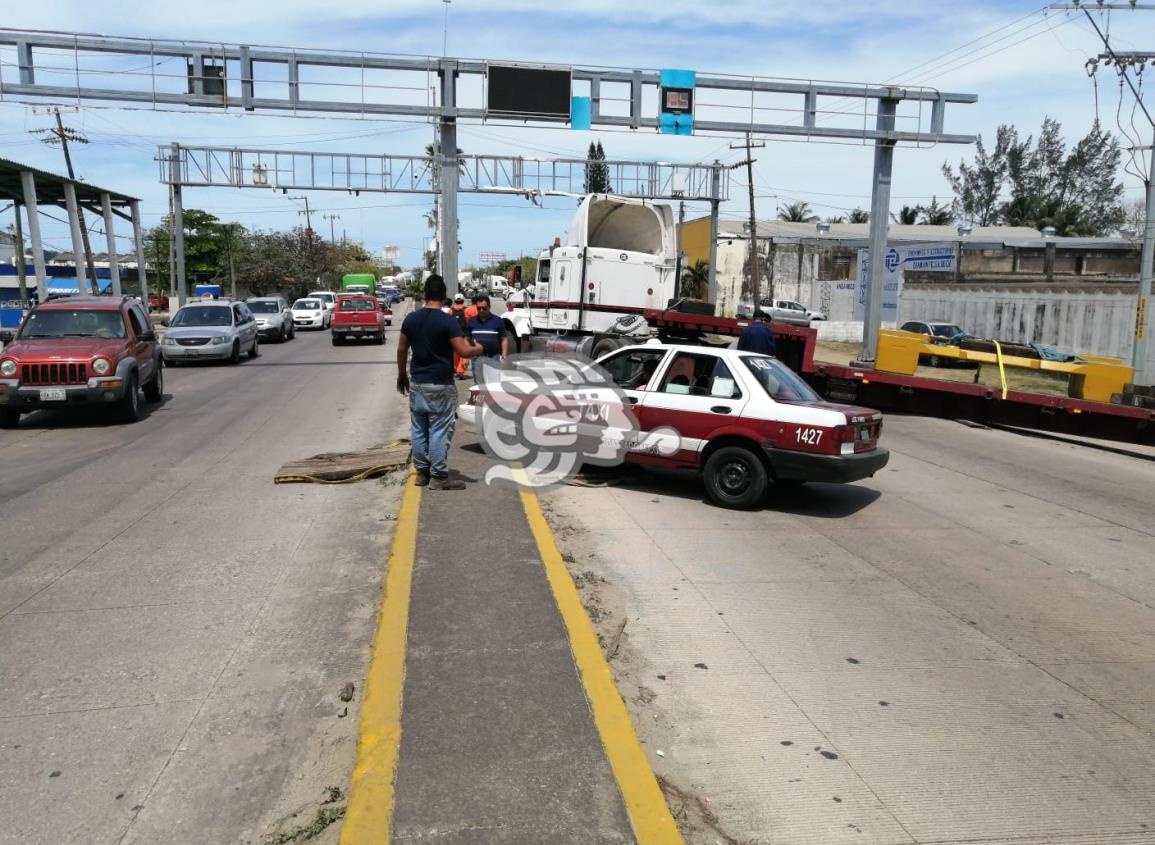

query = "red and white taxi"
459;342;889;509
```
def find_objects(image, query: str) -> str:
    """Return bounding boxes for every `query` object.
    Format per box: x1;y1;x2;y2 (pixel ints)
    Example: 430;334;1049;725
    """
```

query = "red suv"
0;295;164;427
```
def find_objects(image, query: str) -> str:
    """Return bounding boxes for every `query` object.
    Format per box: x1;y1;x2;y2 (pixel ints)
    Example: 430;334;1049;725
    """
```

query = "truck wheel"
0;408;20;429
332;334;343;346
703;446;768;510
375;332;386;345
115;373;143;423
591;337;624;359
143;361;164;402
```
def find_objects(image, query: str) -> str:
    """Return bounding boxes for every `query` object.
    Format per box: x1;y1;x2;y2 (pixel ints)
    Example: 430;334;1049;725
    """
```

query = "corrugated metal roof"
0;157;138;206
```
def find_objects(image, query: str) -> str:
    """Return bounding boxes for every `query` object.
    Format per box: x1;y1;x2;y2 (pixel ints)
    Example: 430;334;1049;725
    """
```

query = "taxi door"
633;349;749;467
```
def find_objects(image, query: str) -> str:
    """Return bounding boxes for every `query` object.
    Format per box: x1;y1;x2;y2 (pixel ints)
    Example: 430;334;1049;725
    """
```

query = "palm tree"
892;206;919;225
680;258;710;299
777;201;818;223
847;208;869;223
918;196;953;226
424;142;466;176
825;215;846;224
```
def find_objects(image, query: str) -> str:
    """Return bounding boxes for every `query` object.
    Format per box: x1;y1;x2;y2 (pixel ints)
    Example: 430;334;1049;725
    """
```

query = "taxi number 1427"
795;427;823;446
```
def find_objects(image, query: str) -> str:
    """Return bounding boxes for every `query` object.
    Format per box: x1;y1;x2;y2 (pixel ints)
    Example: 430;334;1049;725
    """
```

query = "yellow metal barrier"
874;329;1133;404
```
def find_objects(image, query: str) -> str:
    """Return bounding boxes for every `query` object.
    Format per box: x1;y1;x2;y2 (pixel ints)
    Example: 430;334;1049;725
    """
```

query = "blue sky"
2;1;1153;270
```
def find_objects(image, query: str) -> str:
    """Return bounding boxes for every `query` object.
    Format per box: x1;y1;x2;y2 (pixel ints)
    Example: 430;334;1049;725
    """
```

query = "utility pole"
730;133;765;312
323;212;340;243
1052;1;1154;383
33;109;99;294
225;224;237;300
12;213;29;310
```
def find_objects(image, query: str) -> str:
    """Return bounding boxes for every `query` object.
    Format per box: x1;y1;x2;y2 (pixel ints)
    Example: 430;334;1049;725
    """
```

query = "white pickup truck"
757;299;826;325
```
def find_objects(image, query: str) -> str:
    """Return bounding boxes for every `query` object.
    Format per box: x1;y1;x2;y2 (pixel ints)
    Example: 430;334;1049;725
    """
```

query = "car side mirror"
138;330;157;342
0;330;13;344
159;318;170;327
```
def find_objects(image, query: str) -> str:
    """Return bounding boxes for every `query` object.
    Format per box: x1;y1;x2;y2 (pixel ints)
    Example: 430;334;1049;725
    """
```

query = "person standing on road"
465;295;509;381
396;275;483;490
736;309;776;357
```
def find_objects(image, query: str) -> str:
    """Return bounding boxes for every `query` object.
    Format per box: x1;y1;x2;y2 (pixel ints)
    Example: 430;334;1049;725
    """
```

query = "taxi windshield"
741;356;820;402
170;306;232;327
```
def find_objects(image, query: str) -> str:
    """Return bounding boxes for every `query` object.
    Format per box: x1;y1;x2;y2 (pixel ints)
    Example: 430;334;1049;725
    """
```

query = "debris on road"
274;440;410;484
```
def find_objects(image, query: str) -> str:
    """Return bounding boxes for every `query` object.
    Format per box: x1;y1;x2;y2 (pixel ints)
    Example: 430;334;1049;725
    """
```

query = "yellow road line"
518;486;685;845
340;476;422;845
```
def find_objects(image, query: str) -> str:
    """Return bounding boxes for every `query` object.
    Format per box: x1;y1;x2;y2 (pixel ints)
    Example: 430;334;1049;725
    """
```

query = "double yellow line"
340;476;682;844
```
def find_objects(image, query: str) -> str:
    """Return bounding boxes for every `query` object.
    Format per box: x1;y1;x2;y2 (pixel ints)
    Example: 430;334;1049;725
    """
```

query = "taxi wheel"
703;446;767;510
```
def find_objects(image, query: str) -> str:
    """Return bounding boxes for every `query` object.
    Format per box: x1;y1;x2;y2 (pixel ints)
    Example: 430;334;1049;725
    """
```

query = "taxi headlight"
210;336;228;345
0;359;16;377
92;357;111;375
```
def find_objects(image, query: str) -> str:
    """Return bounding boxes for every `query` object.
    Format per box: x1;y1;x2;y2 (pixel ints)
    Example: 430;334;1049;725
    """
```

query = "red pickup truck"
331;294;386;346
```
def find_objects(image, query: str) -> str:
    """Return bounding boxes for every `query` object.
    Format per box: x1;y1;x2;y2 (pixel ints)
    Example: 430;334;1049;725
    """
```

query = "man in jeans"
396;275;483;490
465;295;509;381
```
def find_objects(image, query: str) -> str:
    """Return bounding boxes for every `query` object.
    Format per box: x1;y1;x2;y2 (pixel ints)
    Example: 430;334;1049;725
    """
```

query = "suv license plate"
39;388;66;401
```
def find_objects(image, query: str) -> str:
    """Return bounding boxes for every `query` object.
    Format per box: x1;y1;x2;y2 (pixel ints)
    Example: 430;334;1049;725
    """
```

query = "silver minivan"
161;300;261;365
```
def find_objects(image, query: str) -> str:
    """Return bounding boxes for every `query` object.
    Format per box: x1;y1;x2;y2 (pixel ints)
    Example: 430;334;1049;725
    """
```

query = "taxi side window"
599;349;667;390
659;353;742;399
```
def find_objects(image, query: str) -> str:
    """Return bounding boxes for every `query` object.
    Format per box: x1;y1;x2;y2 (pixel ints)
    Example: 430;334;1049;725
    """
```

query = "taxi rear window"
741;356;820;402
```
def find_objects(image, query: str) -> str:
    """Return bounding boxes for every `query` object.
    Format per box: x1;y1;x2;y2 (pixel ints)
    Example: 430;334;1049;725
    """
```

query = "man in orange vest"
451;293;472;379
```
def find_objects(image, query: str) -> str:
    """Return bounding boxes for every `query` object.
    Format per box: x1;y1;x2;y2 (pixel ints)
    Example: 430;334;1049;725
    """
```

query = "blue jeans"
410;383;457;478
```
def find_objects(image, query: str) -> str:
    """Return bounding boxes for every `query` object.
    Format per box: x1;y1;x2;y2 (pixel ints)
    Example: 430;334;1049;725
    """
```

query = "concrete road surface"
0;318;409;845
542;415;1155;845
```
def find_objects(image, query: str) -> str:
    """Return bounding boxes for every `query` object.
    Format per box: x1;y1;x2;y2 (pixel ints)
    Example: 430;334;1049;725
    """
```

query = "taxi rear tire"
703;445;768;510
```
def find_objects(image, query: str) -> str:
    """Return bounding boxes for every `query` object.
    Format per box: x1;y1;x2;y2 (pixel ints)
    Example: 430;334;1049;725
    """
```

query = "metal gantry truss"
159;145;729;201
1;28;978;340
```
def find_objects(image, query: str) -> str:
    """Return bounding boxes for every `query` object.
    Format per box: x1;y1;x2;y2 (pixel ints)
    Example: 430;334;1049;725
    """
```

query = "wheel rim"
718;458;752;496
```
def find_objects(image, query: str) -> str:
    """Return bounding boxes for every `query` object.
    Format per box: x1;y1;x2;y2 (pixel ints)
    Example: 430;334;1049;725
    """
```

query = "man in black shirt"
396;275;483;490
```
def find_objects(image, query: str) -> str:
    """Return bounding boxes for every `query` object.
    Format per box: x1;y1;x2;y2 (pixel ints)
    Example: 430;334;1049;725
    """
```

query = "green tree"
847;208;869;223
918;196;953;225
584;141;611;194
680;258;709;299
892;206;919;225
146;208;228;287
777;201;818;223
942;119;1124;235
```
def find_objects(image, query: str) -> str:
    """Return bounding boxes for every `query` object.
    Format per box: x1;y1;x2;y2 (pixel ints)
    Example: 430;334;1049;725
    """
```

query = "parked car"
757;299;824;325
246;296;295;342
375;298;394;326
899;320;973;367
0;295;163;427
291;297;330;330
331;294;386;345
458;342;888;510
147;292;169;311
160;300;260;365
307;290;338;314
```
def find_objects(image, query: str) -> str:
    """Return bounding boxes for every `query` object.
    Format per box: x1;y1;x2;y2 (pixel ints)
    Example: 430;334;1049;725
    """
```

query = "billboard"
487;64;571;121
855;243;955;321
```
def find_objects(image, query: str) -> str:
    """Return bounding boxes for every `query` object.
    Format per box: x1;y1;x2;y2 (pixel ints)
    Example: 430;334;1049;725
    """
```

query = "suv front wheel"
0;408;20;429
143;360;164;402
115;373;143;423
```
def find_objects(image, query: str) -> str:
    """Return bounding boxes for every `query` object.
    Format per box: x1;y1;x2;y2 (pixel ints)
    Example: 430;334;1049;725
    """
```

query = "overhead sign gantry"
0;29;978;358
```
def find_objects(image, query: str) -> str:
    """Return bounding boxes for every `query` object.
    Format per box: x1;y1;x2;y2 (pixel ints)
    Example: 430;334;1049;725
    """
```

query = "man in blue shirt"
736;310;776;357
396;275;483;490
465;295;509;381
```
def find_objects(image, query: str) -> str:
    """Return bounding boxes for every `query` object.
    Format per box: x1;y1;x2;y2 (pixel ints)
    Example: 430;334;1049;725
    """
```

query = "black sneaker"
429;476;465;491
414;470;431;487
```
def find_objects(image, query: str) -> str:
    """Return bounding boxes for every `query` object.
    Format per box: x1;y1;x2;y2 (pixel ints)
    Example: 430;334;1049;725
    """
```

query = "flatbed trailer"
638;308;1155;448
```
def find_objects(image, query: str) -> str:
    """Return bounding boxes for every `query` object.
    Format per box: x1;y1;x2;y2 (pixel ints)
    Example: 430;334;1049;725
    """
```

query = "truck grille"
176;337;211;346
22;362;88;385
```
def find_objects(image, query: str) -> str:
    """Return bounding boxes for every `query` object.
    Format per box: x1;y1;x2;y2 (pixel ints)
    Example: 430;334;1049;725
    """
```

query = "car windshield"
293;300;320;310
170;305;233;327
19;309;127;339
340;299;376;311
930;323;964;337
248;301;281;314
741;356;821;402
